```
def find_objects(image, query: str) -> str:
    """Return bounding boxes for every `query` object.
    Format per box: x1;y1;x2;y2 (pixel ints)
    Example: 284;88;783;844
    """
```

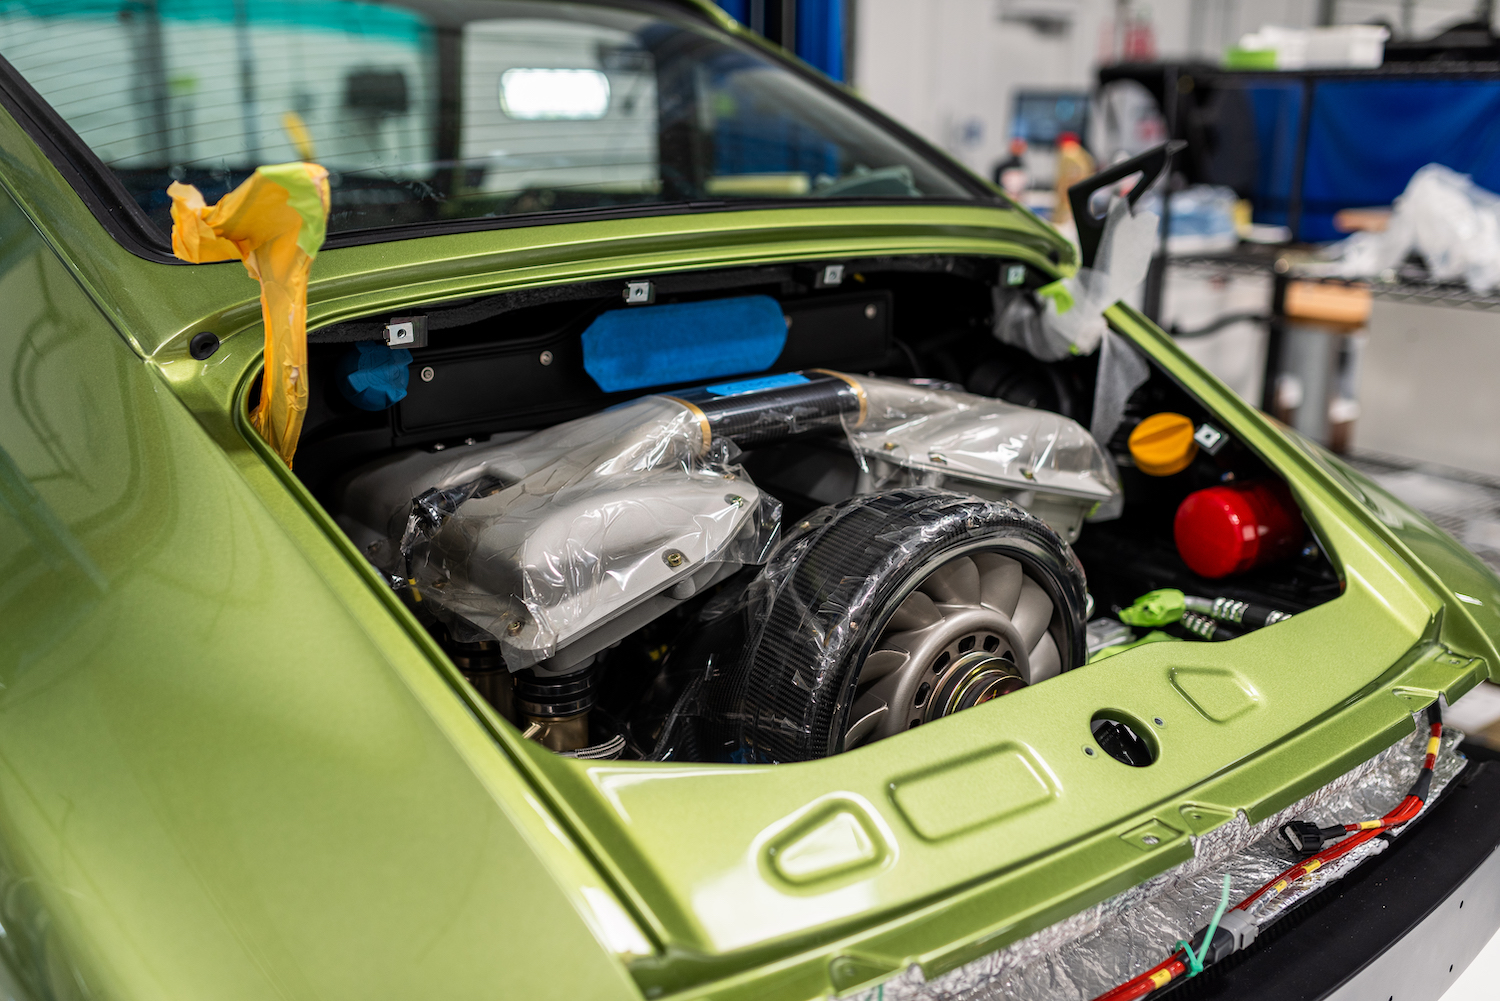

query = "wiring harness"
1090;702;1445;1001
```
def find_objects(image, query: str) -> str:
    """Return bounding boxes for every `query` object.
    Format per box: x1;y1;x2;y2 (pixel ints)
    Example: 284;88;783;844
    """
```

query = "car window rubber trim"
0;53;179;263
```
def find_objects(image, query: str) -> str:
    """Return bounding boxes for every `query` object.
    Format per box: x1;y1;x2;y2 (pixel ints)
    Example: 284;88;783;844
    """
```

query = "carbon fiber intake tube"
662;370;867;449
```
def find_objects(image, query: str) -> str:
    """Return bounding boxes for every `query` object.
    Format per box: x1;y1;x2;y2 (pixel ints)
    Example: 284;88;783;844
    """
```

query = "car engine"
337;369;1112;760
308;259;1340;764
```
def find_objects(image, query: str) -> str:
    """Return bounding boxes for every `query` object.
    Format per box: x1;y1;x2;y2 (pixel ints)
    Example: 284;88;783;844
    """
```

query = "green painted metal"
0;187;646;1000
2;20;1498;1001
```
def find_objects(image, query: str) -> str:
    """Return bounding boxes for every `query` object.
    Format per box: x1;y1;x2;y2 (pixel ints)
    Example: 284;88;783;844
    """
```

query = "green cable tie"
1179;874;1234;978
1174;939;1201;977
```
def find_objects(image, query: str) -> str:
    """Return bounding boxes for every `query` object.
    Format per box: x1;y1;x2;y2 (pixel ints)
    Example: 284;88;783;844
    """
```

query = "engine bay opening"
286;255;1342;764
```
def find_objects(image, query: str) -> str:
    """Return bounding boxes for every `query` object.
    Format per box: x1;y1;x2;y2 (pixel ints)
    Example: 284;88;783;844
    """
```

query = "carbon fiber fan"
726;488;1088;762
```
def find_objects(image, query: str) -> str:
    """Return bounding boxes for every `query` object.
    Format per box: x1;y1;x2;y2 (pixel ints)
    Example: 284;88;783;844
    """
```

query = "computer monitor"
1011;90;1090;148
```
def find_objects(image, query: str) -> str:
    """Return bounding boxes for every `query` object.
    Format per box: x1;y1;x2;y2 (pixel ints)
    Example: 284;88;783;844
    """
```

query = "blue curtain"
1243;82;1305;229
715;0;749;23
795;0;844;82
1300;80;1500;241
712;0;845;81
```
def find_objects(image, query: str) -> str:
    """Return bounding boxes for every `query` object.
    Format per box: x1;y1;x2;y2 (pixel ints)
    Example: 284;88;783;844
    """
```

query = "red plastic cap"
1056;131;1079;146
1174;481;1304;579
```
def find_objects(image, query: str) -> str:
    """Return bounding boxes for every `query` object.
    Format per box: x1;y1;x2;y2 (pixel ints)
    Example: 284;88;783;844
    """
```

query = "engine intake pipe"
663;370;867;450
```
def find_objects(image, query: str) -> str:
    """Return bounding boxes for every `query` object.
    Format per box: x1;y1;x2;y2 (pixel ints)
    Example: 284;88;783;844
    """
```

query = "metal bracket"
384;315;428;348
1068;139;1187;270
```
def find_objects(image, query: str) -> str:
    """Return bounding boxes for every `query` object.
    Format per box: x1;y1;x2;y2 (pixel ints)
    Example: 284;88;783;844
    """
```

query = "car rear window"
0;0;981;244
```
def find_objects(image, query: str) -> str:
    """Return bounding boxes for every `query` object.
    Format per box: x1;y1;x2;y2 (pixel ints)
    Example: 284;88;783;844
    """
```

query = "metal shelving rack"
1099;60;1500;412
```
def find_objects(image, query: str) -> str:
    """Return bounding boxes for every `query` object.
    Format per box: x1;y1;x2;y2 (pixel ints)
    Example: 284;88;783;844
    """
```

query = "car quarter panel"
0;190;642;1001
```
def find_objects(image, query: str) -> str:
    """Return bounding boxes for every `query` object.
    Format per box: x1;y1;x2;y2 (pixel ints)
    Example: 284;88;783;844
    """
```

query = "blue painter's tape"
337;340;412;411
581;295;787;392
705;372;810;396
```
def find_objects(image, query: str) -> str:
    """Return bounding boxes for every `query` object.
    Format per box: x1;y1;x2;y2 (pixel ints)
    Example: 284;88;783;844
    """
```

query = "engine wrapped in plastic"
341;370;1117;672
339;396;780;670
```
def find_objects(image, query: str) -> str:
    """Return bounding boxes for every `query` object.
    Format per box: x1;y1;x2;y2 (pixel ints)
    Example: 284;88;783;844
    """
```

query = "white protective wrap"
993;197;1157;469
1323;163;1500;292
339;396;779;668
844;377;1121;542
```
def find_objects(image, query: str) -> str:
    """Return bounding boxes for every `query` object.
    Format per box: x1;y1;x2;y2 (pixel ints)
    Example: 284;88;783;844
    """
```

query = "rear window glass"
0;0;980;242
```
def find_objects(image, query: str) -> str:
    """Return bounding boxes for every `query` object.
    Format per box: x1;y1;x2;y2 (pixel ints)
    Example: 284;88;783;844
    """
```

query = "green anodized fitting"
1117;588;1187;628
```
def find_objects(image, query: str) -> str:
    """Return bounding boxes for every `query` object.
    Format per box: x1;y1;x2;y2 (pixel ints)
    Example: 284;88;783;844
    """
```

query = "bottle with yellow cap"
1128;412;1199;476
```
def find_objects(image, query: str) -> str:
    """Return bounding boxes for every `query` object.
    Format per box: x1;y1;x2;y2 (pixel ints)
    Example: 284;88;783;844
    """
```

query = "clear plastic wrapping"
340;396;780;669
1322;163;1500;292
996;197;1159;362
992;196;1155;465
340;369;1116;674
844;378;1120;542
851;723;1467;1001
643;487;1090;763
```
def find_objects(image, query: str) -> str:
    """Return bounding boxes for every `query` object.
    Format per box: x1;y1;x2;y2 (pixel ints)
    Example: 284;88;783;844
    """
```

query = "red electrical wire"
1092;954;1188;1001
1089;718;1443;1001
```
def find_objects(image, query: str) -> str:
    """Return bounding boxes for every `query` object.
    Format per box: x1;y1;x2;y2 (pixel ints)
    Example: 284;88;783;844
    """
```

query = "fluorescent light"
500;68;610;120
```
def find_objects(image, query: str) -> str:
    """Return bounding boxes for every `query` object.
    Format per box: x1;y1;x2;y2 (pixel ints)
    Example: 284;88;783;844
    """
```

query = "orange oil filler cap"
1128;412;1199;476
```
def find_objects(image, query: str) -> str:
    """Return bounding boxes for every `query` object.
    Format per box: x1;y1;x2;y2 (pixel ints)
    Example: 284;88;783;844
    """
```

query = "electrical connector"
1280;820;1347;857
1187;908;1258;967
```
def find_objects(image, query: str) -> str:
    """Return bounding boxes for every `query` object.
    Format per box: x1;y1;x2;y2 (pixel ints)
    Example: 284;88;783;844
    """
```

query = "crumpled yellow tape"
168;162;330;466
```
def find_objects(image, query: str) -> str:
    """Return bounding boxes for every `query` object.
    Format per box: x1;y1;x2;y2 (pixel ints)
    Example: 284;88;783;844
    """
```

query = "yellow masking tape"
169;163;330;466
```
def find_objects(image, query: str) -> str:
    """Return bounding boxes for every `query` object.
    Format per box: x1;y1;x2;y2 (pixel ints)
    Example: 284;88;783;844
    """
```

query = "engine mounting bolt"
539;350;554;366
420;366;435;382
1142;834;1161;846
1020;466;1036;480
882;441;898;451
725;494;745;507
663;550;686;569
506;620;523;636
929;451;948;465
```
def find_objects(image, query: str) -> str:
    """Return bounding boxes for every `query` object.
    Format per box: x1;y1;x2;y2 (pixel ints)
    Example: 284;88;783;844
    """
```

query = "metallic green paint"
0;189;644;1000
2;29;1497;1001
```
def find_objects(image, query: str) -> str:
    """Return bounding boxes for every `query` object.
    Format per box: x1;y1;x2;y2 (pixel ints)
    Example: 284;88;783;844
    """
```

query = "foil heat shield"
853;721;1468;1001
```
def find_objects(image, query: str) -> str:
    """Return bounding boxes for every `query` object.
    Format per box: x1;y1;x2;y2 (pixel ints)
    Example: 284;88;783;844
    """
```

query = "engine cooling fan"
723;488;1089;762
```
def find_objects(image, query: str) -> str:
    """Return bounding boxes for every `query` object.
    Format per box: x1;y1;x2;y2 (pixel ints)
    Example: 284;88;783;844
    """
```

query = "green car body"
2;6;1499;1000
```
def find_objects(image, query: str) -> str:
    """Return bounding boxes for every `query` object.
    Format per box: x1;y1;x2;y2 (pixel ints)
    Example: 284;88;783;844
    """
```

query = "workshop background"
720;1;1500;997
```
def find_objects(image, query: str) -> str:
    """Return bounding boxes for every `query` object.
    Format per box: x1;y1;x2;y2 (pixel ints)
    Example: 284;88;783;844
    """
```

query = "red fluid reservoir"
1174;480;1305;579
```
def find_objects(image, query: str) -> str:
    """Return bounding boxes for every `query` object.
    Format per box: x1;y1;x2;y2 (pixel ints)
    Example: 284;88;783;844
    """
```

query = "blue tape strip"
704;372;810;396
581;295;788;392
337;341;412;411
